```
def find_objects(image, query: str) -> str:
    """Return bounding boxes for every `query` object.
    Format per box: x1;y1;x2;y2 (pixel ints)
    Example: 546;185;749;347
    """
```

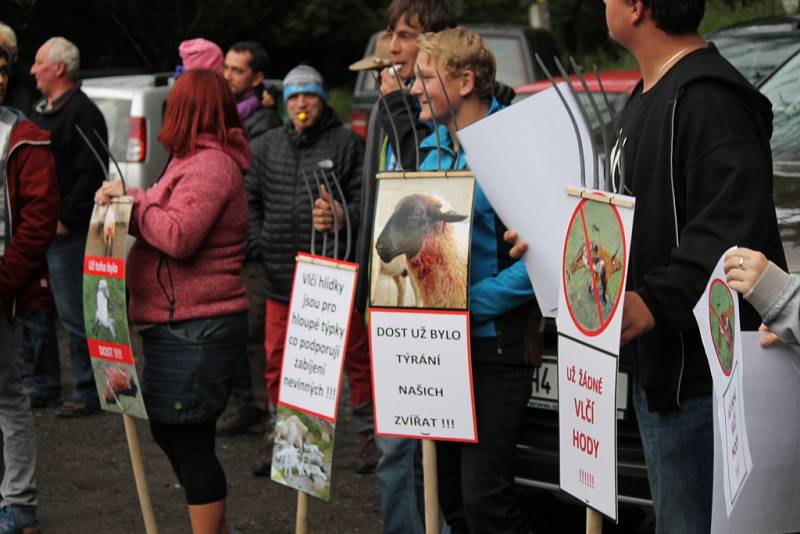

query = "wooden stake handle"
123;414;158;534
586;508;602;534
296;491;309;534
422;440;440;534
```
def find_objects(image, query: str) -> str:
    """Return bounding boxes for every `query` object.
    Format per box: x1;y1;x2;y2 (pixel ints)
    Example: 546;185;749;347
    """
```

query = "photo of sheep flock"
370;177;475;310
562;199;626;336
709;279;735;376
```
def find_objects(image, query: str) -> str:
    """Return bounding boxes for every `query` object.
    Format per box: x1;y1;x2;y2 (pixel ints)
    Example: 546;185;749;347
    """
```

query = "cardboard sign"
277;253;358;421
693;249;752;515
556;191;635;355
369;308;476;442
83;198;147;419
557;335;619;520
271;406;336;501
711;333;800;533
458;83;600;316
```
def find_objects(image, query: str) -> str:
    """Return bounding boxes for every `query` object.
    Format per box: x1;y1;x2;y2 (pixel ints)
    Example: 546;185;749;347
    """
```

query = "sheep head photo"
370;177;474;310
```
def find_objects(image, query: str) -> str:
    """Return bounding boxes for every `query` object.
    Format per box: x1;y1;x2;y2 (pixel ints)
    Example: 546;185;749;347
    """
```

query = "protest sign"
693;249;752;515
557;189;635;355
557;335;619;520
277;253;358;421
369;308;476;442
711;333;800;533
83;198;147;419
458;83;599;316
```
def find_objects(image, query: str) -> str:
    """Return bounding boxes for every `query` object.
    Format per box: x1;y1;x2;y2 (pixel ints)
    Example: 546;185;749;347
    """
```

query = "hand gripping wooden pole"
123;414;158;534
586;508;602;534
296;491;309;534
423;440;440;534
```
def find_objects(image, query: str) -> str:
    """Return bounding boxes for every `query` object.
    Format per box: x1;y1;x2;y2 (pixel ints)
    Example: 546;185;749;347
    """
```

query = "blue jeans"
47;232;98;404
633;380;713;534
19;307;61;400
375;437;424;534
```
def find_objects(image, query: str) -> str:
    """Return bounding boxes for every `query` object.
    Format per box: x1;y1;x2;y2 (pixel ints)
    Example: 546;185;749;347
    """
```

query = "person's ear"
251;71;265;90
631;0;647;26
459;70;476;98
54;61;66;78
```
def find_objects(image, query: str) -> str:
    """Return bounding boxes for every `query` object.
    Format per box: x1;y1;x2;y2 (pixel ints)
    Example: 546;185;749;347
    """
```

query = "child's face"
410;52;460;125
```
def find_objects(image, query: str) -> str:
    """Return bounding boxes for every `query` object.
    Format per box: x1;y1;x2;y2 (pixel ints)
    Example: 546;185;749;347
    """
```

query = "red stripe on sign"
88;339;134;365
84;256;125;279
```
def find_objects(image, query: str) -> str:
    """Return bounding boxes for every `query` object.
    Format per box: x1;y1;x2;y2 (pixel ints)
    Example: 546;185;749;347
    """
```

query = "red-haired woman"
96;69;249;534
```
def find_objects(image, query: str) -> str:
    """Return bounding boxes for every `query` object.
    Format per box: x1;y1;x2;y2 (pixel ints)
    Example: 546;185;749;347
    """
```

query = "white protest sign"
712;333;800;533
693;249;752;515
369;308;476;442
556;191;635;355
557;335;618;520
458;82;599;317
277;253;358;421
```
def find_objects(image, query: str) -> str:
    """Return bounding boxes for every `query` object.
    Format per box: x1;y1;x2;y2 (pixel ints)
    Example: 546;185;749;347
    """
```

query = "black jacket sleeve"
245;136;267;261
61;104;107;229
377;89;428;171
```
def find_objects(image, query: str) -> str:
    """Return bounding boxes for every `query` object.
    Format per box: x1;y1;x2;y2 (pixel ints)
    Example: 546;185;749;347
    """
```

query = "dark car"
350;25;560;139
708;15;800;86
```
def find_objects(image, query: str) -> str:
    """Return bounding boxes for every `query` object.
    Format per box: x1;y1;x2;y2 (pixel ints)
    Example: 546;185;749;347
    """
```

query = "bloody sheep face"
375;194;467;263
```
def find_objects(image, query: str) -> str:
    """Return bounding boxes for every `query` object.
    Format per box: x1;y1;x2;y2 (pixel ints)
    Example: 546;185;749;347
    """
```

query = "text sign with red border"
277;253;359;422
369;308;477;442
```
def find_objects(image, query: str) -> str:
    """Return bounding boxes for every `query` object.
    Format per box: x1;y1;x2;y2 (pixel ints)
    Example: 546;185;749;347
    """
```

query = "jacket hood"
9;118;51;148
286;104;341;148
656;44;774;138
195;128;250;173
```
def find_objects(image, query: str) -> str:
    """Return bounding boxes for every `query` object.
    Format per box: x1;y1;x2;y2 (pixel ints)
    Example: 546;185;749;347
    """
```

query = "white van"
83;73;172;190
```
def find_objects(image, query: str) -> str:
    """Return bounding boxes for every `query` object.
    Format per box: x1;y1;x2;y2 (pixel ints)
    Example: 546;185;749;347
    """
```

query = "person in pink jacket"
96;69;249;534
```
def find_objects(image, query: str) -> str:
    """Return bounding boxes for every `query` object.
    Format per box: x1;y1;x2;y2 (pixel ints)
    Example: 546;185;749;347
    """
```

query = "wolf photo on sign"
370;177;475;310
562;199;626;336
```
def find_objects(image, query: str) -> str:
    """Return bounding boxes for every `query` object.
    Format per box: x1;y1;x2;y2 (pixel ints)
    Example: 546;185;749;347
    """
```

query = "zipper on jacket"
669;96;685;408
291;147;302;258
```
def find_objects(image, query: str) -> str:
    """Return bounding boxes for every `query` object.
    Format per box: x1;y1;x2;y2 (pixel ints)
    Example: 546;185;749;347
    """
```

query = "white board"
711;333;800;533
369;308;476;442
458;82;599;316
277;253;358;421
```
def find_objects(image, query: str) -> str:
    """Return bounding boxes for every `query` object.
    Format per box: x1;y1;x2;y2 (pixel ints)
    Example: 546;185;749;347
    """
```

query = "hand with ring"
724;247;769;295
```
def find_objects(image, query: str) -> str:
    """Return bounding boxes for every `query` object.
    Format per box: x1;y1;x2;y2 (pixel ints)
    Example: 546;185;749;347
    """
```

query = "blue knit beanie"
283;64;327;102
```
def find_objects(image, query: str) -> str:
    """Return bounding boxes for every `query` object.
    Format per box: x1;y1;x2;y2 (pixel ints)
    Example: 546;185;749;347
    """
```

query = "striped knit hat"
282;64;327;102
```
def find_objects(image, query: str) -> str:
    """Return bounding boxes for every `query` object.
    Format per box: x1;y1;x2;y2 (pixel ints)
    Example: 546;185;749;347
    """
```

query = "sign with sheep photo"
370;176;475;310
271;406;335;501
82;198;147;419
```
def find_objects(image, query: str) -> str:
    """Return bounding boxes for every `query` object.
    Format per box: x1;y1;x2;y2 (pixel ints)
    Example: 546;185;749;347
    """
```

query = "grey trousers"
0;309;38;507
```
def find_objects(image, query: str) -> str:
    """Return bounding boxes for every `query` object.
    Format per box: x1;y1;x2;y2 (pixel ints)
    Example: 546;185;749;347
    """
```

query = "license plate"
528;357;630;418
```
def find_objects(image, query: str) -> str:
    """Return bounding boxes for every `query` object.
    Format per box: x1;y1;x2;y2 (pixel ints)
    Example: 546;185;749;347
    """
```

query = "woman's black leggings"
149;419;226;505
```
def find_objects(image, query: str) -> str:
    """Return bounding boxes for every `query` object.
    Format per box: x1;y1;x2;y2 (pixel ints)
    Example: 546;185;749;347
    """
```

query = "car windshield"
482;35;528;89
91;97;131;163
760;51;800;177
713;34;800;85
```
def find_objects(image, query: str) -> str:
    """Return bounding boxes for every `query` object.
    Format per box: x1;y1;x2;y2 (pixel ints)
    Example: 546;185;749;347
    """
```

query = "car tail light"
126;118;146;163
351;110;368;140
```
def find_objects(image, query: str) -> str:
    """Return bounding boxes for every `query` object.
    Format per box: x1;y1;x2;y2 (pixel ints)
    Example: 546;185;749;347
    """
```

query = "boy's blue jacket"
419;99;536;363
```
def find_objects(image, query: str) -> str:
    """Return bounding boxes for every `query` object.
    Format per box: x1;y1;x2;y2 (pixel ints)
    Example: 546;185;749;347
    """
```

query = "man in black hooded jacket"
606;0;786;532
246;65;376;475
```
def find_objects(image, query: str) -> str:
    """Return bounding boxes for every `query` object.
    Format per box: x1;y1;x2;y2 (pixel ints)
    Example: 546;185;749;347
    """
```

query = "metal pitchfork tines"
302;161;353;262
74;125;128;194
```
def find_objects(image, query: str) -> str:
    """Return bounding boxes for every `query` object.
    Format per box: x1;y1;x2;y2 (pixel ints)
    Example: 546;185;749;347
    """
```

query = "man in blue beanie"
246;64;377;476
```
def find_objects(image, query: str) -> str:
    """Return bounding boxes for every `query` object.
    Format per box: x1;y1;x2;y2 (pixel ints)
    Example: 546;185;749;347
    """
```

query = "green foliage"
700;0;786;35
328;86;354;124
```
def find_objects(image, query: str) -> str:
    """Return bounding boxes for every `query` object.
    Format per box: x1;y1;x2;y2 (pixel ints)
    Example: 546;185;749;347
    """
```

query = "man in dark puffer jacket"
246;65;376;475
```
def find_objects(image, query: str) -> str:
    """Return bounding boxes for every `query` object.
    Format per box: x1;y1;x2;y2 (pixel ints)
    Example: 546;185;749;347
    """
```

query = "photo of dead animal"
709;279;736;376
562;199;626;335
101;366;139;403
85;200;131;259
370;177;474;310
270;407;335;501
92;361;148;418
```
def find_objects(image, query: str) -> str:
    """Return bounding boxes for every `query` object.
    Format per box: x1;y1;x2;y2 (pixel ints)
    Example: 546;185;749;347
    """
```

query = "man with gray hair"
30;36;108;417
